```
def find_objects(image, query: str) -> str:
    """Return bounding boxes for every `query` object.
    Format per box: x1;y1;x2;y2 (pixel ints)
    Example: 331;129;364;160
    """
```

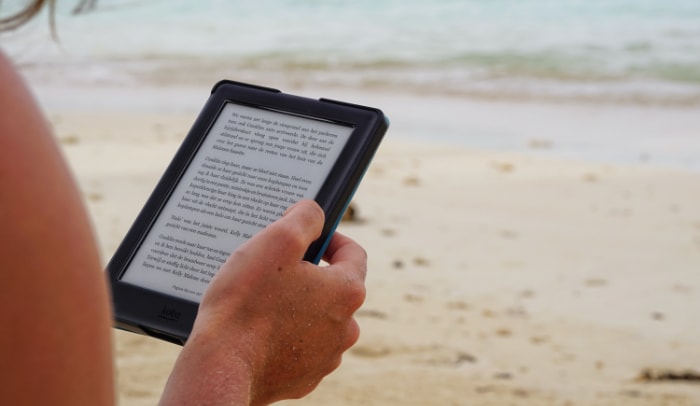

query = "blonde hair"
0;0;55;33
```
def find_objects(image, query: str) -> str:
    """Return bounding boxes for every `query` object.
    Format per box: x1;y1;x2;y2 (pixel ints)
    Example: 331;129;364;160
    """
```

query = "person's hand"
160;200;367;405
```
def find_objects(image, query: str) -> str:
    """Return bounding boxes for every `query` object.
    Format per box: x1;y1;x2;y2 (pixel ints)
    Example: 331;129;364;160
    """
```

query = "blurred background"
3;0;700;170
2;1;700;404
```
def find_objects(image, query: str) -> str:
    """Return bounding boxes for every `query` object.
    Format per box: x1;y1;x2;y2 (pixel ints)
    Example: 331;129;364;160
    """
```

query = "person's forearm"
160;322;256;406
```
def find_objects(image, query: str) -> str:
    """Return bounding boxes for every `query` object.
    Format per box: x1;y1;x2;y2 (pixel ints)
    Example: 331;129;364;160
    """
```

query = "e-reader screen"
120;102;353;302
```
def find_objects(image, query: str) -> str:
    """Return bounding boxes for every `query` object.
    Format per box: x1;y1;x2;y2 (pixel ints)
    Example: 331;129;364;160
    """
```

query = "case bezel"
106;80;388;344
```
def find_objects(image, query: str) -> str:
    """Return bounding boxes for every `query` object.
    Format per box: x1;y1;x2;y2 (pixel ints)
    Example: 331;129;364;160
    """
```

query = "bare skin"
0;51;367;405
161;201;366;405
0;51;115;405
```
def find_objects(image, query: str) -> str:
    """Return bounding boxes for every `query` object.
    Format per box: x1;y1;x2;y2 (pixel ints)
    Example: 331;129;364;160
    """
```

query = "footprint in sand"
528;138;553;149
380;228;397;237
59;134;80;145
495;327;513;338
403;293;424;303
87;192;104;202
530;335;549;345
582;172;599;182
651;311;665;321
403;176;420;186
413;256;430;266
491;161;515;173
355;309;388;320
637;367;700;383
423;349;478;367
584;277;608;287
446;300;470;311
350;344;391;358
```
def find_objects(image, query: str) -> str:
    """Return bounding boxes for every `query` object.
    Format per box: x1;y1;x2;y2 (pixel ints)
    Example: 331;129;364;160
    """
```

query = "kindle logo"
158;306;181;322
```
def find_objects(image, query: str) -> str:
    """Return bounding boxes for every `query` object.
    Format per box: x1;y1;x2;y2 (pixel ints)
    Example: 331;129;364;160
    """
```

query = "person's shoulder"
0;50;19;78
0;50;33;111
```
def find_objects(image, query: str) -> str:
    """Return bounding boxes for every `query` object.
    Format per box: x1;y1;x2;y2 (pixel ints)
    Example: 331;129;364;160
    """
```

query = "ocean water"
2;0;700;170
2;0;700;104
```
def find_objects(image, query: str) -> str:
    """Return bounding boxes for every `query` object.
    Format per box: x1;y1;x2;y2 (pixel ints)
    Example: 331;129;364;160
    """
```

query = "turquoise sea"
2;0;700;104
2;0;700;170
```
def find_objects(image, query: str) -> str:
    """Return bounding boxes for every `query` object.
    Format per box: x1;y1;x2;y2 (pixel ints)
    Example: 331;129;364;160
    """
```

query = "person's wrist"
161;320;258;406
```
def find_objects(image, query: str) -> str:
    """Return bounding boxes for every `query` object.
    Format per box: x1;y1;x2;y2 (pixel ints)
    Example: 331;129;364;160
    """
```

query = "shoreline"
36;80;700;174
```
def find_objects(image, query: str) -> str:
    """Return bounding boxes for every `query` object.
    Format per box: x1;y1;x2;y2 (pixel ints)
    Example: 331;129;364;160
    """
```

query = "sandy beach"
1;0;697;403
42;83;700;405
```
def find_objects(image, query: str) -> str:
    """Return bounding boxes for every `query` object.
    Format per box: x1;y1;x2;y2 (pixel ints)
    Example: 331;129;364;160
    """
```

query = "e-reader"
106;80;388;344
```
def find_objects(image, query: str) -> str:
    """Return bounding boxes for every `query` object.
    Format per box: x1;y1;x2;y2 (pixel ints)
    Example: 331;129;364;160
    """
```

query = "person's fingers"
206;200;324;303
343;318;361;349
319;232;367;320
275;199;325;247
235;199;325;265
323;232;368;282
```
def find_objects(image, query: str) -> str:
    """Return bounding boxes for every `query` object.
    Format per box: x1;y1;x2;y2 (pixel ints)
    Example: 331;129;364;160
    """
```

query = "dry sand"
50;94;700;405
